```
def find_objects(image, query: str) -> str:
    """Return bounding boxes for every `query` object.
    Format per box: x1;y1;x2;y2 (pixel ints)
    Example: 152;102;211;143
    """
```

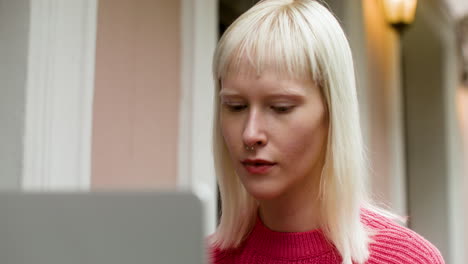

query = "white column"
22;0;98;190
179;0;218;235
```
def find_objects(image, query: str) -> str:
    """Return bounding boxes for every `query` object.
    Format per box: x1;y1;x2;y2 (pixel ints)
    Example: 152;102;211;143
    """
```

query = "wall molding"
22;0;98;190
179;0;218;234
422;3;465;262
404;2;464;262
457;15;468;87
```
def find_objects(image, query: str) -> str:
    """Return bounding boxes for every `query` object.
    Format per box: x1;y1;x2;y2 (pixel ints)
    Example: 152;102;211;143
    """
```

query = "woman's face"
219;70;328;201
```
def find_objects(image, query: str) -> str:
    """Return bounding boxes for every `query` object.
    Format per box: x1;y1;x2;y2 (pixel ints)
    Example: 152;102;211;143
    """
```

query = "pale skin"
219;70;329;233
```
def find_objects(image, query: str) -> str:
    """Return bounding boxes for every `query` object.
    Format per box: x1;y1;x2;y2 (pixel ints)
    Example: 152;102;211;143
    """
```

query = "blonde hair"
211;1;394;263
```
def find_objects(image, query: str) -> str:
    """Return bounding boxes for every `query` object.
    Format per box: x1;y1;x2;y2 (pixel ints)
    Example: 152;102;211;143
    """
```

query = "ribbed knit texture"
210;210;445;263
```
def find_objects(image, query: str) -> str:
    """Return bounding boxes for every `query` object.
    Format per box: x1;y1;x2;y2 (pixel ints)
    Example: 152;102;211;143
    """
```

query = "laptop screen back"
0;192;205;264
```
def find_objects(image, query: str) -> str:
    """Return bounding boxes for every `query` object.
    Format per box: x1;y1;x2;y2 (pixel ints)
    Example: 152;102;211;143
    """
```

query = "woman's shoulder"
361;209;445;264
208;246;238;264
206;234;240;264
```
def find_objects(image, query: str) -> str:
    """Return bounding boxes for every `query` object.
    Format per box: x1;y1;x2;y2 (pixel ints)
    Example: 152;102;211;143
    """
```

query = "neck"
258;182;321;232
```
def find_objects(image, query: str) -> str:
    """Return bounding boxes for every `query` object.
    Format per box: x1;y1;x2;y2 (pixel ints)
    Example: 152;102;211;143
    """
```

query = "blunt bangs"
213;3;321;83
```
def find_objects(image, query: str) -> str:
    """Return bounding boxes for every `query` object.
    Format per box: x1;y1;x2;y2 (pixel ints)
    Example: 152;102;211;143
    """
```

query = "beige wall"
362;0;406;215
92;0;181;189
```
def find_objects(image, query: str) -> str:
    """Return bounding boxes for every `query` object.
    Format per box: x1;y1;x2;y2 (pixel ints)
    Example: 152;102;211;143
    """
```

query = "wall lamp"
382;0;418;33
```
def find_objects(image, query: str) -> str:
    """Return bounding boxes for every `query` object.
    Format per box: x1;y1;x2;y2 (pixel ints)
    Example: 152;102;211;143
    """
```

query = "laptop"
0;192;205;264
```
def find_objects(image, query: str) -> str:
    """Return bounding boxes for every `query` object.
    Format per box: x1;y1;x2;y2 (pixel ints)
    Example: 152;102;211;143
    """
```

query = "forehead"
220;71;316;96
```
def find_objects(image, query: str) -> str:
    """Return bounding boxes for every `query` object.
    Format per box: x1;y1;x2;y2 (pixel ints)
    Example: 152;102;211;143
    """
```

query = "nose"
242;109;267;149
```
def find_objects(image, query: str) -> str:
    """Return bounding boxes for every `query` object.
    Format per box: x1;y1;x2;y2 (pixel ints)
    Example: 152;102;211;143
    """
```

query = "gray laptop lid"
0;192;205;264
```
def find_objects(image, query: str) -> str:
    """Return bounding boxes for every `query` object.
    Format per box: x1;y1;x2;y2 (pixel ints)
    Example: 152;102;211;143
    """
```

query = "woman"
209;0;444;263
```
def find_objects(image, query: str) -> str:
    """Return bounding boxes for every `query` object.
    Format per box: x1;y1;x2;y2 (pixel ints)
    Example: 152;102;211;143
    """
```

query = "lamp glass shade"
382;0;418;25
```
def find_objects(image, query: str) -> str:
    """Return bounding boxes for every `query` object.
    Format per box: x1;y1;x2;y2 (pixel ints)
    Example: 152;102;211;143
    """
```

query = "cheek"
279;117;327;165
220;117;238;153
280;127;316;157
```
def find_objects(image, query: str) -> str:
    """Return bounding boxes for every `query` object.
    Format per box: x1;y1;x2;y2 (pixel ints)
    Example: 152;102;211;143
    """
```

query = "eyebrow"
220;86;307;94
218;90;240;97
218;90;306;101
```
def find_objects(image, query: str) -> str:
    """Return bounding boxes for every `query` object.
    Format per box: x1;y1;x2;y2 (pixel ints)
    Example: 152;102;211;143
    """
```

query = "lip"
241;159;277;175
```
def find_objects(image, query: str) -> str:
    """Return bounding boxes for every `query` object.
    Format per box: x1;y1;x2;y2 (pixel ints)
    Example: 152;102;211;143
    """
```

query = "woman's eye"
225;104;247;112
271;105;294;113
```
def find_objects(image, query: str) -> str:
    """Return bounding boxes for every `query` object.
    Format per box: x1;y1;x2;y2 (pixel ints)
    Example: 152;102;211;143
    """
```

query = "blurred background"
0;0;467;263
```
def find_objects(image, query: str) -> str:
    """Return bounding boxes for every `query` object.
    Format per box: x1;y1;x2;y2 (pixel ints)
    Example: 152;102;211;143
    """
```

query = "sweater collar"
243;216;337;259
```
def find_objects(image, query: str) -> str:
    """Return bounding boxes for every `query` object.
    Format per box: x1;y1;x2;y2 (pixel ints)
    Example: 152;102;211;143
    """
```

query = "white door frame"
178;0;218;235
22;0;98;190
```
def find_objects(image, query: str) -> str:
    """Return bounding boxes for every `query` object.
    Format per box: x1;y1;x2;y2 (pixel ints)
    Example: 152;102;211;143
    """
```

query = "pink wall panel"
92;0;181;189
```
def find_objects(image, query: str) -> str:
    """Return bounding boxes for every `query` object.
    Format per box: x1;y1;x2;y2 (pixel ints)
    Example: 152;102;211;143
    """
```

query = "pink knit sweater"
210;210;445;263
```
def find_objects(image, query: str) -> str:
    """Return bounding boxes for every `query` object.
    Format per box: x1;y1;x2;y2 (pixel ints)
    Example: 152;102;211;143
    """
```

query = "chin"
242;181;285;201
